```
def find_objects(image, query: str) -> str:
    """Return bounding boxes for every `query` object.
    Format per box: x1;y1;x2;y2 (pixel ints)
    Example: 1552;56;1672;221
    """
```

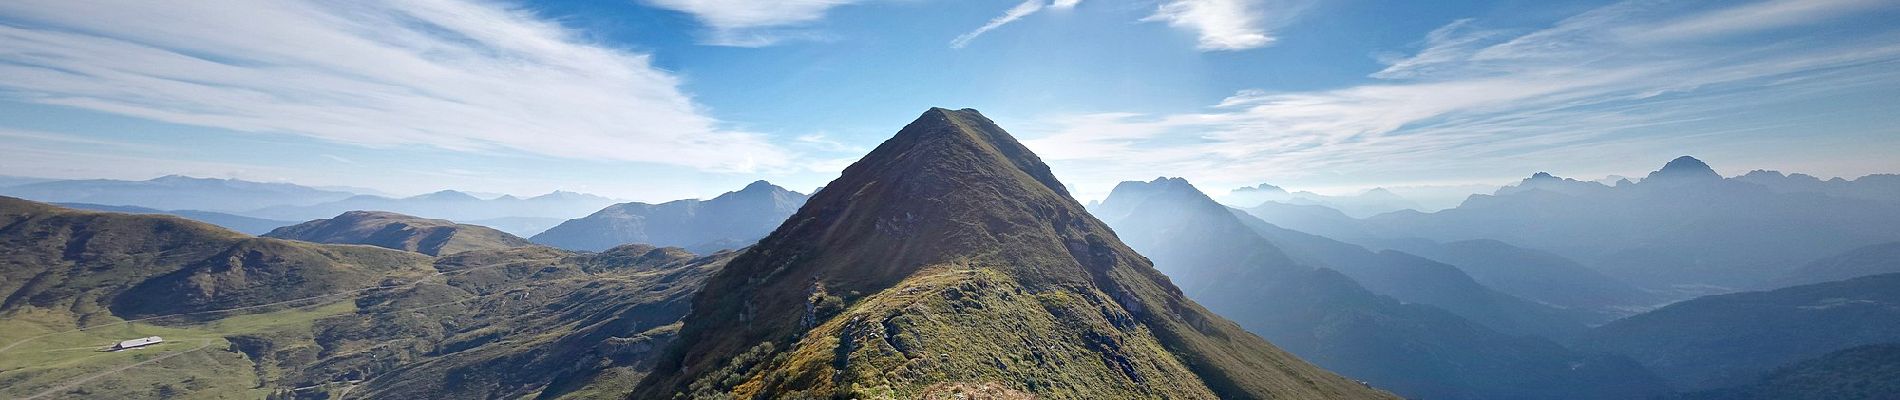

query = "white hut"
112;336;163;351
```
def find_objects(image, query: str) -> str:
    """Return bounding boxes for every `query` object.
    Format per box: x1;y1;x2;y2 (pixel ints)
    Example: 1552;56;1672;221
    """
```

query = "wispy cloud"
641;0;867;46
1027;0;1900;199
951;0;1077;49
0;0;790;173
1144;0;1290;51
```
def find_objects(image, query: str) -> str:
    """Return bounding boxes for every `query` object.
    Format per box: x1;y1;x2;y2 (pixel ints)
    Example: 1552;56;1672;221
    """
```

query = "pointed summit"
740;179;779;192
1644;156;1721;183
634;108;1389;399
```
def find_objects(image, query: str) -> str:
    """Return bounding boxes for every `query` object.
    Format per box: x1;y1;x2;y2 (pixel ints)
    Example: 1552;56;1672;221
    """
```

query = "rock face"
264;210;534;256
531;181;808;254
631;108;1393;399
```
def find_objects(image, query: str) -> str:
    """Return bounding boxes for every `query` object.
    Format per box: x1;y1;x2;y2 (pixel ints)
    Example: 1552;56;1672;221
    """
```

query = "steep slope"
55;202;298;235
1680;343;1900;400
1096;178;1664;400
1762;241;1900;289
1368;238;1661;323
264;211;534;256
0;175;358;212
531;181;807;254
272;246;737;399
632;108;1391;399
1578;273;1900;390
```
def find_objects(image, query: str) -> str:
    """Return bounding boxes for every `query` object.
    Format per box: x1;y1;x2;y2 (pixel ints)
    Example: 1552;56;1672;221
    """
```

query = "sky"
1;0;1897;203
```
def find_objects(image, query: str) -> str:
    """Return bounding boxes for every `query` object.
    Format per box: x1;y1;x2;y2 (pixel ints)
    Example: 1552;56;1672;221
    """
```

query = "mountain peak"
636;108;1387;399
739;180;780;192
1233;182;1287;194
1645;155;1721;182
412;189;480;201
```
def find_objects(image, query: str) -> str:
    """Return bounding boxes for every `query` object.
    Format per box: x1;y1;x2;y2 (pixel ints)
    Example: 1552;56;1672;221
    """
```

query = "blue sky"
1;0;1897;202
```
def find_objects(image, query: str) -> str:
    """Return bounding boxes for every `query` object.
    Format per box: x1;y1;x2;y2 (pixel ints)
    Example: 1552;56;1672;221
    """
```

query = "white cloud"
951;0;1050;49
0;0;789;173
641;0;867;46
1144;0;1277;51
1027;0;1900;197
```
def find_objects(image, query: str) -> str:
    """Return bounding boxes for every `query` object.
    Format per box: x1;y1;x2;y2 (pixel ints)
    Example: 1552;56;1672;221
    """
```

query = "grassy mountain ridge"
634;108;1391;399
264;210;535;256
0;196;734;399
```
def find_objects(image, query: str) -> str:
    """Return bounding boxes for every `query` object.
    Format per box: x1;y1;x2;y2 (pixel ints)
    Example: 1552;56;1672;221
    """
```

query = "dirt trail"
21;339;214;400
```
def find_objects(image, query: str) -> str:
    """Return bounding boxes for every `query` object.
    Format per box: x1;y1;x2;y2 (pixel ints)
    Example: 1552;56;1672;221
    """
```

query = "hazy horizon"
3;0;1897;202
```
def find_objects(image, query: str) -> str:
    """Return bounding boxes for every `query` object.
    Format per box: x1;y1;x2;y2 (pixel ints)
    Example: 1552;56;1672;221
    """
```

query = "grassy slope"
1;197;728;399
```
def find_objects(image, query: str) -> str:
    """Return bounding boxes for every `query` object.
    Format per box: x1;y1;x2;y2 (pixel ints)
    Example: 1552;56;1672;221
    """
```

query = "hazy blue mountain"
1240;200;1372;240
1226;182;1423;218
1095;177;1665;400
0;175;57;188
54;202;296;235
246;189;618;222
1680;344;1900;400
1210;205;1589;340
1761;241;1900;290
0;175;358;212
1578;273;1900;391
1363;238;1663;324
1360;156;1900;294
530;181;807;254
1733;170;1900;204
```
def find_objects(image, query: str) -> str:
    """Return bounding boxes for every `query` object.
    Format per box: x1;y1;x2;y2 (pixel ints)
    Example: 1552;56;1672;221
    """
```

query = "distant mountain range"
530;181;808;254
1228;183;1425;218
0;175;360;212
248;189;620;222
1760;241;1900;290
1360;237;1662;324
1094;177;1663;400
54;202;297;235
264;211;535;256
0;175;623;236
1252;156;1900;296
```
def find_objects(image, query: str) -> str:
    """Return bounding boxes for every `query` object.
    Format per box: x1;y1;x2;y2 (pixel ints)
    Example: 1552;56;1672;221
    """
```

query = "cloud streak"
1027;0;1900;199
1144;0;1282;51
950;0;1071;49
641;0;867;46
0;0;790;173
